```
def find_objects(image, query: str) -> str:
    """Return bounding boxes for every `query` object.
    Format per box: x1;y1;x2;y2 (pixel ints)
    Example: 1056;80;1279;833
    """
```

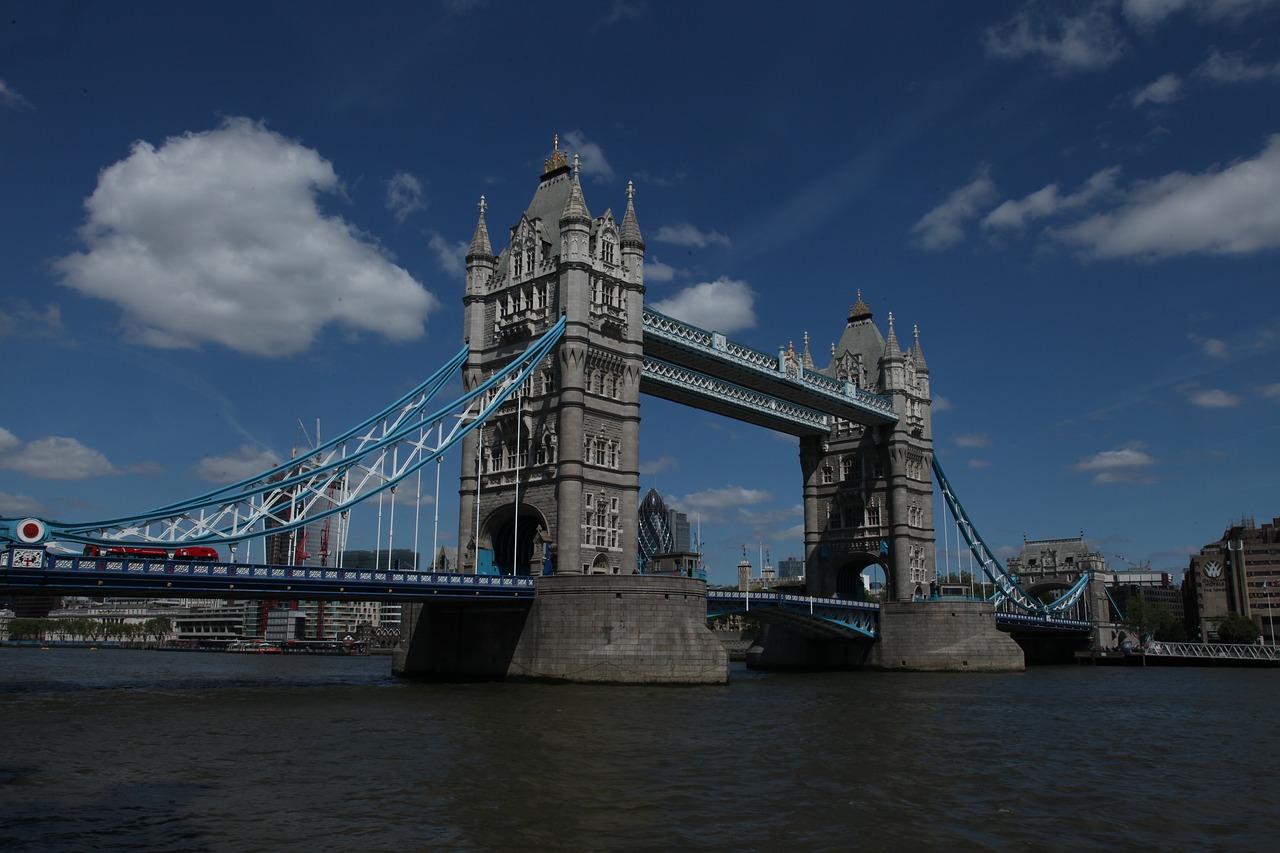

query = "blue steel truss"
0;318;567;551
932;456;1091;615
641;308;897;427
706;589;879;639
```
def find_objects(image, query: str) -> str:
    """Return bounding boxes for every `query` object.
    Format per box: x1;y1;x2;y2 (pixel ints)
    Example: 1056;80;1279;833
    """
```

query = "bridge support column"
869;601;1024;672
746;624;873;670
507;575;728;683
392;600;534;680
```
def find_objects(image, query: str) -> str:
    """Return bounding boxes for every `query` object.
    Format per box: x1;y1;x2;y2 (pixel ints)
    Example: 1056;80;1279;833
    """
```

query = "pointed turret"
467;195;493;260
620;181;644;249
560;156;592;225
911;324;929;374
801;331;815;370
465;195;496;301
883;312;903;360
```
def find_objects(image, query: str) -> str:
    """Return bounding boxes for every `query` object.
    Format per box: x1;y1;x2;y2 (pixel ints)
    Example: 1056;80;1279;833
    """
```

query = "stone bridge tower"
457;138;646;578
800;293;936;602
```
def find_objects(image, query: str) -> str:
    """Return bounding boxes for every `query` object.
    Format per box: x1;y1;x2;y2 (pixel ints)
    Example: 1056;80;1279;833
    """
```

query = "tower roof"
467;195;493;260
560;156;592;224
620;180;644;248
912;324;929;374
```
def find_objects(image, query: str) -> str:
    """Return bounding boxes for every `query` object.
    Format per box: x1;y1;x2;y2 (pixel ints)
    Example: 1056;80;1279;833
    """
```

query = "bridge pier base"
869;601;1025;672
506;575;728;683
745;624;872;670
393;575;728;684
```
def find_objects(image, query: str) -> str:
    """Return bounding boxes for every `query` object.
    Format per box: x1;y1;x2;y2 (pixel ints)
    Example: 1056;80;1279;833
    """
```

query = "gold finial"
543;134;568;174
849;289;871;321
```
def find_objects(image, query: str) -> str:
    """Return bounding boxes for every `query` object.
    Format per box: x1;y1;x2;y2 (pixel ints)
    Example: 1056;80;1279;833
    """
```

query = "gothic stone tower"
457;139;646;578
800;293;936;602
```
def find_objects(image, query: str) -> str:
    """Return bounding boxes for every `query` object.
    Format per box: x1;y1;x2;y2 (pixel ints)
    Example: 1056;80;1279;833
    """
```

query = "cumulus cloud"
673;485;773;513
0;491;51;517
193;444;282;484
654;223;732;248
954;433;993;448
1180;383;1242;407
0;301;64;340
428;232;468;278
911;169;998;250
649;277;756;333
1123;0;1279;26
563;130;615;182
640;454;679;475
1196;47;1280;83
983;167;1119;231
0;78;30;109
1073;444;1158;484
54;118;439;357
386;171;425;223
1189;333;1229;357
1049;134;1280;258
1132;72;1184;106
984;3;1126;74
643;256;678;283
0;430;116;480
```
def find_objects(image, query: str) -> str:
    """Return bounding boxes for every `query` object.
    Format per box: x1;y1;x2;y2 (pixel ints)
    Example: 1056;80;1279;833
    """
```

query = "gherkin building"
638;488;676;567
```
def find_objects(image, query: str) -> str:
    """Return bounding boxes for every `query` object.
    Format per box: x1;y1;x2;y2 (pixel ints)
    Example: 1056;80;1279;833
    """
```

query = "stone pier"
393;574;728;684
868;600;1024;672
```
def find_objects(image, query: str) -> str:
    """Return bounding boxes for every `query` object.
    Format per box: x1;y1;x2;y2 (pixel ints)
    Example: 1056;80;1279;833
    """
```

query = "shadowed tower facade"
800;293;937;602
457;138;646;578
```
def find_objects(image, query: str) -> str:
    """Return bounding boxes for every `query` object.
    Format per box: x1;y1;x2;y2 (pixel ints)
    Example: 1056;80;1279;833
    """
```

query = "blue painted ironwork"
706;589;879;639
641;308;897;425
0;317;567;551
0;546;533;602
641;358;833;434
933;456;1091;615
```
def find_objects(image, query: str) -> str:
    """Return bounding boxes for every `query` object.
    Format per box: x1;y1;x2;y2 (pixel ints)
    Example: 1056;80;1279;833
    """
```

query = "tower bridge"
1;140;1103;681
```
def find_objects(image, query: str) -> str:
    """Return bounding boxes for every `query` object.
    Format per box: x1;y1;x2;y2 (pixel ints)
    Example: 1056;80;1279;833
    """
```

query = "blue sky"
2;0;1278;585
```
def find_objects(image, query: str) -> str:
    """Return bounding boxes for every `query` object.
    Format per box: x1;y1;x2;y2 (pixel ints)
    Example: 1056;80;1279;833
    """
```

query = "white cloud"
1124;0;1279;26
1073;444;1158;484
563;130;615;182
1261;383;1280;398
1189;333;1229;357
1196;47;1280;83
643;256;677;283
985;4;1126;74
429;232;468;278
911;169;997;250
0;491;51;517
1051;134;1280;258
0;434;116;480
649;277;756;333
654;223;732;248
386;171;425;223
954;433;992;448
54;118;439;357
968;459;991;468
983;167;1119;231
673;485;773;513
640;454;679;475
1182;385;1242;407
0;78;31;109
1132;72;1184;106
0;301;65;340
193;444;281;484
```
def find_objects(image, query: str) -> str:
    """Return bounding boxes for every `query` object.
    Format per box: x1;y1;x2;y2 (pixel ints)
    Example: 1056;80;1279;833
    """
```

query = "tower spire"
467;195;493;259
620;180;644;249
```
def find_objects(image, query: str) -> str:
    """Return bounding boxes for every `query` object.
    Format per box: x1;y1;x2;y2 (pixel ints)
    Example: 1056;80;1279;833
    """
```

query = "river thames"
1;648;1277;851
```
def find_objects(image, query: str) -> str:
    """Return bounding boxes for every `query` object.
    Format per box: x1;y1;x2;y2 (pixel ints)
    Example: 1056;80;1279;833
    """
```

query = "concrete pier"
393;574;729;684
868;600;1024;672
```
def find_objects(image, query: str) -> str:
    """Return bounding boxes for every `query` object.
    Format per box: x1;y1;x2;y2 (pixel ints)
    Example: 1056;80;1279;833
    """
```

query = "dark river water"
1;648;1277;852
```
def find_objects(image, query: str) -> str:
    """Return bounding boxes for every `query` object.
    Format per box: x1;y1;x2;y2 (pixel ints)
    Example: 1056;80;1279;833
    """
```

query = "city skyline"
2;1;1279;585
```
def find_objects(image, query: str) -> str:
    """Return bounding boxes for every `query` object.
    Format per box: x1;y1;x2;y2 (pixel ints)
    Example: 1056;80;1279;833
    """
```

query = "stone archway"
835;558;885;601
486;505;549;576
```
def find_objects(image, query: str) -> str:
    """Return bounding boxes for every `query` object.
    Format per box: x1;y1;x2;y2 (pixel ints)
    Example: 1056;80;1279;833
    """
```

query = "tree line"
3;616;173;643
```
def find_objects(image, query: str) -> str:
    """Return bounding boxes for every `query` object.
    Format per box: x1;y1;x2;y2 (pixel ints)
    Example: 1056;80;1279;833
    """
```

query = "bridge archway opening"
834;558;883;601
485;505;550;576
